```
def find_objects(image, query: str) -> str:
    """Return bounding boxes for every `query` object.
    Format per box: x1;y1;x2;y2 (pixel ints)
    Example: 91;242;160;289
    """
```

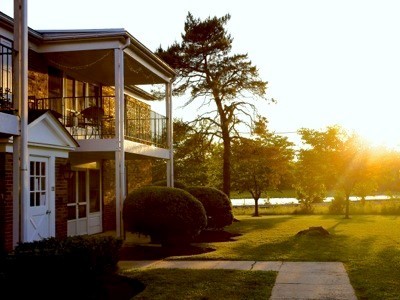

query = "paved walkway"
118;260;357;299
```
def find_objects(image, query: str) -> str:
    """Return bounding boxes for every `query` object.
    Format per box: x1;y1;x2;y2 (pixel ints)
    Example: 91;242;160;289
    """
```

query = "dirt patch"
296;226;330;237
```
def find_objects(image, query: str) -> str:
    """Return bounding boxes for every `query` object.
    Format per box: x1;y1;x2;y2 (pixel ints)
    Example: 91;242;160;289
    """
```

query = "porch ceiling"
44;49;165;87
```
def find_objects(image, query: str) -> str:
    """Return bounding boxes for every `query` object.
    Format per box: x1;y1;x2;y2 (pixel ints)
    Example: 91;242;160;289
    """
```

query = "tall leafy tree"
296;125;373;218
173;119;212;186
370;147;400;196
231;117;294;216
156;13;272;197
152;119;212;186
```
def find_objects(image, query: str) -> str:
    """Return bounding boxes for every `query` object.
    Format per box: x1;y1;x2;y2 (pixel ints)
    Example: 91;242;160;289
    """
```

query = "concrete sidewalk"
270;262;357;300
118;260;357;300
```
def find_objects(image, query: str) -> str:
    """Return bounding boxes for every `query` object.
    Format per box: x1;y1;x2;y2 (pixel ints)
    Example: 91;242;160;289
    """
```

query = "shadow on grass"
318;214;376;224
1;267;145;300
119;230;243;260
232;228;377;262
231;215;294;232
120;244;216;260
348;244;400;300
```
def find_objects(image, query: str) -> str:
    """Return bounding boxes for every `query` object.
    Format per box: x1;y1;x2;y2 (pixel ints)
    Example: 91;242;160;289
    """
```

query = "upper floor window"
0;36;13;109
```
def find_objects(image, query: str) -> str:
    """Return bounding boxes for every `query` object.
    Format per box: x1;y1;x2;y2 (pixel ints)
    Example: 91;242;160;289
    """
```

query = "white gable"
28;112;78;150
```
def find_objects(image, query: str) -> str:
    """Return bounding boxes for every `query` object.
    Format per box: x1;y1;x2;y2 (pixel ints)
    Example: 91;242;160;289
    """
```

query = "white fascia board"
28;142;76;152
124;139;170;159
76;138;119;152
124;88;156;103
36;40;121;53
0;28;13;40
0;113;19;136
26;145;70;158
0;140;72;157
124;48;172;83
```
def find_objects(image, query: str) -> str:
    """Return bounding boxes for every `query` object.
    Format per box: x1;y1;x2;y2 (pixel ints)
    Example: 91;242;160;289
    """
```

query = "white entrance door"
67;170;88;236
28;157;51;241
67;169;102;236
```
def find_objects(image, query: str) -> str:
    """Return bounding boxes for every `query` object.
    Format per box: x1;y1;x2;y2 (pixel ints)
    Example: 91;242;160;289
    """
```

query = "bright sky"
3;0;400;149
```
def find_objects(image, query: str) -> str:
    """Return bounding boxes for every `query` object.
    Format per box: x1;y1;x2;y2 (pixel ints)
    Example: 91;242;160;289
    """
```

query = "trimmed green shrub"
123;186;207;246
3;235;123;298
151;179;187;189
185;186;234;229
9;235;122;275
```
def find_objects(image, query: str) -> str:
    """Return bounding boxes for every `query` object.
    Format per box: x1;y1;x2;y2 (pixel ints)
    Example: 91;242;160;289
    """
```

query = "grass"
122;269;276;299
123;215;400;300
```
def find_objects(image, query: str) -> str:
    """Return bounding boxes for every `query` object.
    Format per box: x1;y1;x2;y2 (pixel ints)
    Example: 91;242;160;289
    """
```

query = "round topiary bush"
123;186;207;246
151;180;187;189
185;186;233;230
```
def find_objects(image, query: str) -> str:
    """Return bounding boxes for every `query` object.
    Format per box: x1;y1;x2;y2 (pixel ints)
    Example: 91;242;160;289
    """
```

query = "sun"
352;125;400;150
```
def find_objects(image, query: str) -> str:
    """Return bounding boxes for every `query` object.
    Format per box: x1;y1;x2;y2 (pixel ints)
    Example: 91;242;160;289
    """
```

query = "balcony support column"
114;47;125;238
166;82;174;187
13;0;29;247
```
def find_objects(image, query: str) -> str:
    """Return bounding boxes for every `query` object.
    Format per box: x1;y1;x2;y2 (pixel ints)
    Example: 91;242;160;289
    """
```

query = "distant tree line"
153;121;400;218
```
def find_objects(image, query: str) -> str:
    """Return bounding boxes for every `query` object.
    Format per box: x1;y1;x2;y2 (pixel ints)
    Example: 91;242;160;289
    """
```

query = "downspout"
13;0;28;247
114;38;130;238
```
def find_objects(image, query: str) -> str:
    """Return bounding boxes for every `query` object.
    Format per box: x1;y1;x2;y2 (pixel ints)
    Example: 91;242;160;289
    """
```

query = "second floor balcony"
29;95;167;148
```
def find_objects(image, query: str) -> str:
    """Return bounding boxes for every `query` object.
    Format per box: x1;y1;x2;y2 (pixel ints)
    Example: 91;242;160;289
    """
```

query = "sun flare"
350;125;400;150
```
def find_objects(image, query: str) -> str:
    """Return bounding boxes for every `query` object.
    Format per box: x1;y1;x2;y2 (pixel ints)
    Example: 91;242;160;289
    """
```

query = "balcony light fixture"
61;162;74;180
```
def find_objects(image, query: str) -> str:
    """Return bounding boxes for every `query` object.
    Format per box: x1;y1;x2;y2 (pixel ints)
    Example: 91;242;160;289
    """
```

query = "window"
0;36;13;109
30;160;47;207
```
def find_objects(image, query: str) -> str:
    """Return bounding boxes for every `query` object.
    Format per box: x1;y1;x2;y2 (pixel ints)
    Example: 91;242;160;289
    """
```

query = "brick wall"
0;153;14;253
55;158;68;239
126;158;153;194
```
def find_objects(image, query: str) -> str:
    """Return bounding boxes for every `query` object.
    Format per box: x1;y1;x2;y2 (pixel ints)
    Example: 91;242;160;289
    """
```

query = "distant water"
231;195;391;206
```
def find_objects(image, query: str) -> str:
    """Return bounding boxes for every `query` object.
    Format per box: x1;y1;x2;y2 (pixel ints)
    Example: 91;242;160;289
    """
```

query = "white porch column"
13;0;28;246
114;47;125;237
165;82;174;187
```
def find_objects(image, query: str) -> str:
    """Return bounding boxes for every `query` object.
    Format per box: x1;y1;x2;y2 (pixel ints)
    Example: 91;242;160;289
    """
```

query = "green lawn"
125;269;276;299
125;215;400;300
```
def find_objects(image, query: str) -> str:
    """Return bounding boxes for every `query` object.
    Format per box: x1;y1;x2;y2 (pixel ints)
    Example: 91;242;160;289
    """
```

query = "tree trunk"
254;198;259;217
222;128;231;198
344;193;350;219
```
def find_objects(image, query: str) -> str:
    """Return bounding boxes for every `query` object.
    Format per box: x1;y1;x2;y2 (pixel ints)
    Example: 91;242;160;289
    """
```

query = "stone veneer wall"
101;86;154;231
126;159;153;194
28;51;49;99
101;86;152;140
102;159;153;231
0;153;14;253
